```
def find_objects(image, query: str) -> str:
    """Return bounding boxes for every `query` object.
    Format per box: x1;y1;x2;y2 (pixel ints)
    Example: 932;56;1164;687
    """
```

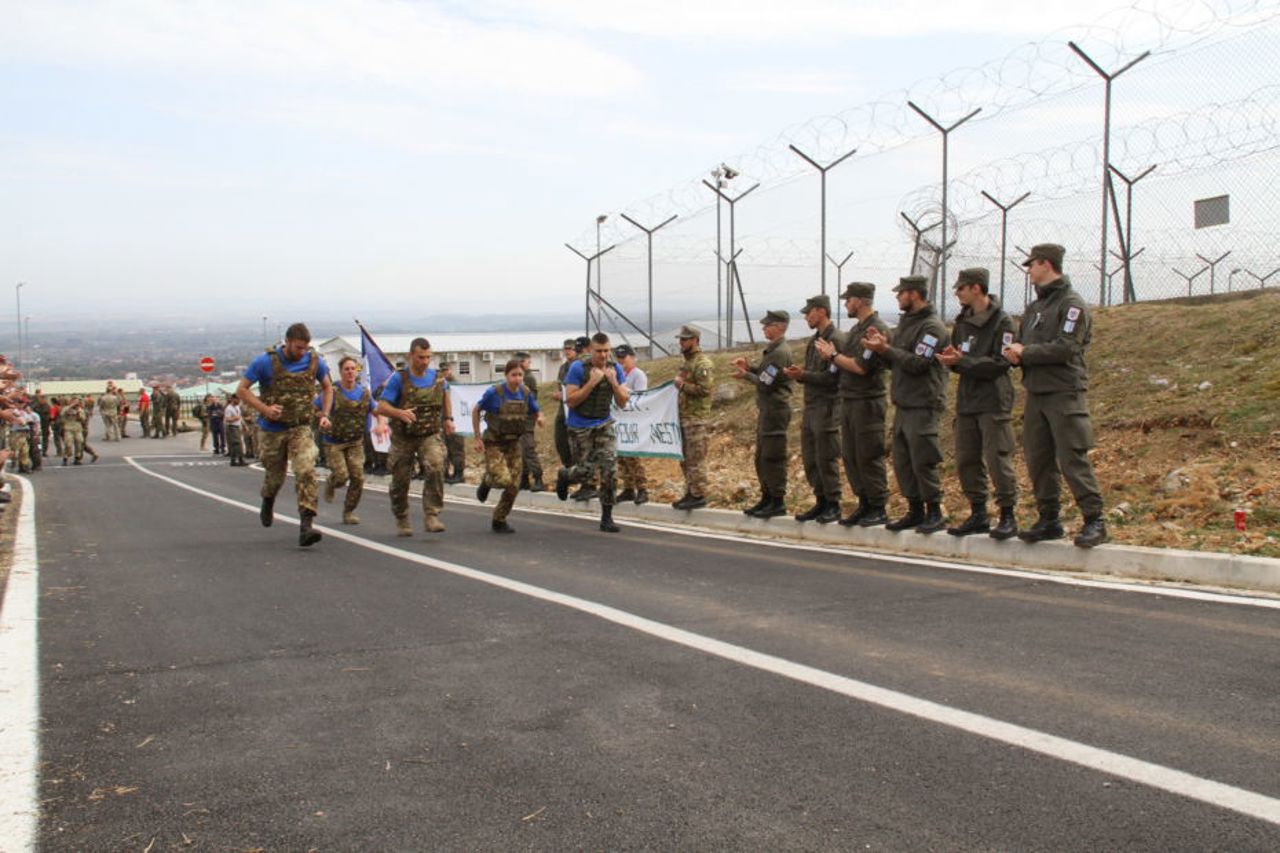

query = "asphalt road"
28;433;1280;850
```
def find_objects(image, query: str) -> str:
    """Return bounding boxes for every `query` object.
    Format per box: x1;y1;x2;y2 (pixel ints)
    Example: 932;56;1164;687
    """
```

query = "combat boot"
989;506;1018;541
342;511;360;525
476;481;491;503
840;496;868;527
743;493;769;516
794;499;825;522
555;468;570;501
572;486;598;502
857;503;889;527
681;494;707;510
917;502;947;534
298;510;322;547
492;519;515;534
529;479;546;493
634;489;648;505
395;515;412;536
616;487;636;503
1018;508;1064;543
816;501;842;524
947;503;990;536
424;513;446;533
672;492;692;509
259;495;275;527
752;496;787;519
1074;515;1109;548
886;500;925;532
599;506;620;533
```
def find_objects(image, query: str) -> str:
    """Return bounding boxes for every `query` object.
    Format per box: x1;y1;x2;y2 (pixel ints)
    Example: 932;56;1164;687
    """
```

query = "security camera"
596;214;608;224
722;164;740;180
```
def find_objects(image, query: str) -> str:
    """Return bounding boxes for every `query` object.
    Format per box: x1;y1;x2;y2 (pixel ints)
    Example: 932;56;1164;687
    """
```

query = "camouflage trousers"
618;456;647;491
679;418;709;497
101;413;119;441
389;432;445;521
484;438;523;522
259;426;319;515
61;422;84;461
324;440;365;513
566;423;617;507
9;432;30;470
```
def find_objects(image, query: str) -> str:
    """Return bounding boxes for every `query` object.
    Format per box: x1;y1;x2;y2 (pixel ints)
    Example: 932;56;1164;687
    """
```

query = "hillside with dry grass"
520;289;1280;557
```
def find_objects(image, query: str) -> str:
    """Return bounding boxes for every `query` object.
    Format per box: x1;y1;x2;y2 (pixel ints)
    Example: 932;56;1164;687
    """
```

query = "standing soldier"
50;397;65;459
731;310;794;519
516;351;546;492
164;385;180;436
193;395;210;449
31;391;51;458
439;363;466;484
224;394;246;466
238;322;333;547
319;357;374;524
863;275;949;533
554;332;631;532
376;337;454;537
937;268;1019;539
1003;243;1108;548
672;325;715;510
784;295;843;523
473;358;544;533
817;282;891;527
59;397;85;465
149;384;165;438
9;401;33;473
116;387;131;438
99;384;119;441
241;395;258;458
613;344;649;505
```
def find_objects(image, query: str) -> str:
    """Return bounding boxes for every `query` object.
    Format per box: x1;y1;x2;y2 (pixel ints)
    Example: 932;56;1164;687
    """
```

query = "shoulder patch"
1002;331;1014;347
1066;306;1082;321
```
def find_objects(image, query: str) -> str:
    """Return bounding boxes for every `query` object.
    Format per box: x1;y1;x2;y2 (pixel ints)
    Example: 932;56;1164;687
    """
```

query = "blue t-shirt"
314;384;377;445
477;383;541;419
244;347;332;433
379;368;448;406
564;360;625;429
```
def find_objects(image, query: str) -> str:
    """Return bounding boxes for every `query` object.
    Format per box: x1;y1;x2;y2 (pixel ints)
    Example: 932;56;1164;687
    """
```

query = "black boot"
839;496;868;527
672;492;692;509
492;519;515;534
886;500;924;532
616;487;636;503
752;496;787;519
298;510;322;547
917;502;947;534
555;467;570;501
794;499;825;522
989;506;1018;541
634;489;648;505
1074;515;1109;548
857;503;889;527
260;495;275;527
743;493;769;516
529;479;546;493
948;503;990;536
599;505;620;533
678;494;707;510
816;501;842;524
1018;508;1064;543
476;481;491;504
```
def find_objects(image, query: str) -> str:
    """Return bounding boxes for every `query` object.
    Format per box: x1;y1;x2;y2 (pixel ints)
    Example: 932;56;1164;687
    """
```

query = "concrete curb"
444;482;1280;594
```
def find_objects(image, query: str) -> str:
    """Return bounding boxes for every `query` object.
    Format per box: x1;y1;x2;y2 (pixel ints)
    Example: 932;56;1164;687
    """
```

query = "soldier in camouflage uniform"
863;275;949;534
473;358;544;532
164;386;180;436
239;322;333;547
816;282;891;527
555;332;631;533
78;396;101;462
59;397;85;465
672;325;715;510
732;310;794;519
148;385;165;438
99;384;119;441
1003;243;1107;548
320;356;374;524
785;294;843;524
517;352;545;491
240;399;258;458
32;392;51;458
376;337;454;536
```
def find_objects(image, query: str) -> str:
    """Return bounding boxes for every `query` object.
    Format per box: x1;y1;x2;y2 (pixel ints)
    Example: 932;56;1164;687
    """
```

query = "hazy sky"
1;0;1166;323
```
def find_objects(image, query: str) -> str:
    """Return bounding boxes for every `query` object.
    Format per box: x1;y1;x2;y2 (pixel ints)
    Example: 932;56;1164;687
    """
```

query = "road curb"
445;482;1280;594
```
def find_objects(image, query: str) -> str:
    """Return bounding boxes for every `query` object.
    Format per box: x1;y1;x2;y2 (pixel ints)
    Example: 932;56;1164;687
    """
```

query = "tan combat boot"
343;511;360;525
395;515;412;536
423;513;446;533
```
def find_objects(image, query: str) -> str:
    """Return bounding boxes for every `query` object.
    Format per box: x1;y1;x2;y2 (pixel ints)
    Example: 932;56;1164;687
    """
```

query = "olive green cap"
954;267;990;290
841;281;875;300
893;275;929;294
759;309;790;325
800;294;831;314
1022;243;1065;267
675;324;701;340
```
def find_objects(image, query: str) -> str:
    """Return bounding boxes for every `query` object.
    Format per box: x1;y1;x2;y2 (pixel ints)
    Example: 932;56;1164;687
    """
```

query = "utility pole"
979;190;1030;305
566;243;615;335
702;178;760;348
1196;251;1232;294
825;251;854;330
789;145;857;298
620;212;678;354
1108;163;1156;303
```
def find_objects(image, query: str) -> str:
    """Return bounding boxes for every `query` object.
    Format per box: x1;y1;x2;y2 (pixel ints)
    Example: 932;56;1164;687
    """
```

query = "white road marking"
127;457;1280;826
0;477;40;851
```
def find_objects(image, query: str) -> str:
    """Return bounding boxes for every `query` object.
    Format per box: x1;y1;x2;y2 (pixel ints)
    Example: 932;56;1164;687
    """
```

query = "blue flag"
357;322;394;397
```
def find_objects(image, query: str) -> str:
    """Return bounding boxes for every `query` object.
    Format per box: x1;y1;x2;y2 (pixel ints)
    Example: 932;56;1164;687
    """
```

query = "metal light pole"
1108;163;1156;304
980;190;1031;304
1172;265;1209;297
1069;41;1150;306
789;145;857;298
702;178;760;347
907;101;981;321
1196;251;1232;294
566;243;615;334
620;212;678;353
1228;268;1241;292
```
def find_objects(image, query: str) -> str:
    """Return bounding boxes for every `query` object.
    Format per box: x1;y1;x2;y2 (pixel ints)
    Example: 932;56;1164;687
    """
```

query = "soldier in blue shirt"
472;358;544;533
555;332;630;532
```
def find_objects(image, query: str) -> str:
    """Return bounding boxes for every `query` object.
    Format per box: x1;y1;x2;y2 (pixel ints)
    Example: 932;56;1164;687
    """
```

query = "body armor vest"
261;348;319;428
327;386;370;443
574;364;615;421
486;384;529;441
392;369;445;438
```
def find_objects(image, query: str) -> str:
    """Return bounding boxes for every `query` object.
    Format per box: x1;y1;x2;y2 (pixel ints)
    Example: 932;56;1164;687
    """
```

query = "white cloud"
1;0;645;99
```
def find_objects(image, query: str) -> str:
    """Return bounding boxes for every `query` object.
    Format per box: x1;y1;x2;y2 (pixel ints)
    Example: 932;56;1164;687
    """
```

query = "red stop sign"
199;356;216;374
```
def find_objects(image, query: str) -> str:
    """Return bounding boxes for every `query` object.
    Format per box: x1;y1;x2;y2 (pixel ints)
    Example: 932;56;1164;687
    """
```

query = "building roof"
318;331;582;356
32;379;146;396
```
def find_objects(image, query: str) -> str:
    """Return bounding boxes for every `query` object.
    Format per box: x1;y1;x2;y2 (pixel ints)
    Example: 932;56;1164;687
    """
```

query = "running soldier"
473;358;544;533
320;356;375;524
517;351;546;492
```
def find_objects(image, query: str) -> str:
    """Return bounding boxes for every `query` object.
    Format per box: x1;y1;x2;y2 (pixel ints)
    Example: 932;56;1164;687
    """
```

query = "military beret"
614;344;636;358
841;281;875;300
514;351;531;360
759;309;790;325
955;267;990;290
893;275;929;294
800;294;831;314
675;324;701;340
1023;243;1065;267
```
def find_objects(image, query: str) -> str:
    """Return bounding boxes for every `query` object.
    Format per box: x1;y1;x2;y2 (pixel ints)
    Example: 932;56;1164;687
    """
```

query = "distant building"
315;331;583;386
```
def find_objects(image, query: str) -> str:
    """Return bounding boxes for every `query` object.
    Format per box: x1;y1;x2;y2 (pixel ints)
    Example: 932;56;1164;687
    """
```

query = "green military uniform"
832;282;891;521
59;400;84;463
947;268;1018;534
148;387;164;438
32;396;51;458
257;348;323;519
78;398;100;462
164;388;180;436
1016;246;1104;535
386;367;449;532
740;311;794;508
99;391;119;441
241;404;258;457
479;383;531;528
322;385;369;522
675;327;715;506
795;295;843;517
880;277;948;529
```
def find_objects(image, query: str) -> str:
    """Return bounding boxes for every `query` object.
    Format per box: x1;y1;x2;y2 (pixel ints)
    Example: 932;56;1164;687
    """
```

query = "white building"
316;331;582;385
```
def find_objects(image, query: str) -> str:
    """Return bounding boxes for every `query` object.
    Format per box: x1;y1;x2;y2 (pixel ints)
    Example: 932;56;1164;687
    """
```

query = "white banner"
448;382;491;438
